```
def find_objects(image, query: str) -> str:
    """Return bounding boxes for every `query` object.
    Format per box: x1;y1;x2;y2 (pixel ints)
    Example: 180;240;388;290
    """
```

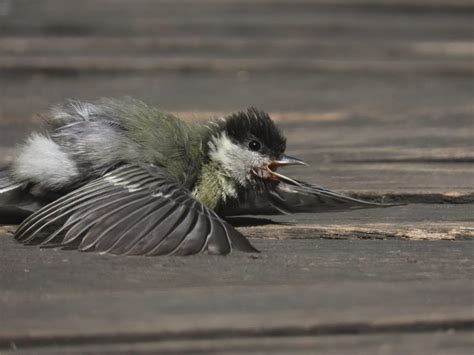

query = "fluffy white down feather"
12;133;79;190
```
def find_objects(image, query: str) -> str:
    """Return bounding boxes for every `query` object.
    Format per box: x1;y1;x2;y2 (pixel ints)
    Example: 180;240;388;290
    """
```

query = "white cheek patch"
209;133;269;186
13;133;79;190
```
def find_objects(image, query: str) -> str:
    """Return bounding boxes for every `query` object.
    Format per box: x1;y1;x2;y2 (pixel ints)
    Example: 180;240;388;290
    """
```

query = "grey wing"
221;180;397;216
14;164;258;256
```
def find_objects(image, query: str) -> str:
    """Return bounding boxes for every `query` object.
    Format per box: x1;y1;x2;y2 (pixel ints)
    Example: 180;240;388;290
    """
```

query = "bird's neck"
193;162;238;211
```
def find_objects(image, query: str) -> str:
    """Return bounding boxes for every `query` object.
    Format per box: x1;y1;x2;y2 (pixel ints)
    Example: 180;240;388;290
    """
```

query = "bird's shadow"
225;216;287;227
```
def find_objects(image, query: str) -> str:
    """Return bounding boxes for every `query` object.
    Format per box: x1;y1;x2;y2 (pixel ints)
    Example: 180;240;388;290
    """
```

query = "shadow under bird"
0;98;393;256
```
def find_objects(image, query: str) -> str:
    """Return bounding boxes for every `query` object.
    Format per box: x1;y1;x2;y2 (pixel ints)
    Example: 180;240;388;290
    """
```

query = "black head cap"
223;108;286;157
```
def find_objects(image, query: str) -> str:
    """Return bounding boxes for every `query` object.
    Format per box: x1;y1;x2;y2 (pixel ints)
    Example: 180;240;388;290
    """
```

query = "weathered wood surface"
0;0;473;353
1;236;473;353
6;334;474;355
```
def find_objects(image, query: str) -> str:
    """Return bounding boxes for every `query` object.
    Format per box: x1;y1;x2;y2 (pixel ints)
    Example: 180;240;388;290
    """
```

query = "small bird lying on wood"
0;98;391;256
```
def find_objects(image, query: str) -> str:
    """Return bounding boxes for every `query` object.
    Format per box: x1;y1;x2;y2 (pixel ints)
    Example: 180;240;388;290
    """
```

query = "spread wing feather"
222;180;398;216
14;164;258;256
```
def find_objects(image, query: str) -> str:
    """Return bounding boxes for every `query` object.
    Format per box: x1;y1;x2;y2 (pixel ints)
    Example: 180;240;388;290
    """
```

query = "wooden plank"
4;0;474;19
2;205;472;241
0;74;472;128
1;204;473;242
1;38;472;62
4;0;474;21
2;234;473;294
5;333;474;355
0;236;472;350
2;0;472;41
2;19;472;41
239;222;474;241
2;280;470;337
1;60;471;121
2;56;473;75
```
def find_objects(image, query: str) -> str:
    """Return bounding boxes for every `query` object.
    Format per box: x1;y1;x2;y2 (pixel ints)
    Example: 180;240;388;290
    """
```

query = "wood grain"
1;236;473;352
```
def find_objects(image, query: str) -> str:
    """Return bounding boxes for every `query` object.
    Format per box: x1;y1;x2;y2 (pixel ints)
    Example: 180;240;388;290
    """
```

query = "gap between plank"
1;318;472;351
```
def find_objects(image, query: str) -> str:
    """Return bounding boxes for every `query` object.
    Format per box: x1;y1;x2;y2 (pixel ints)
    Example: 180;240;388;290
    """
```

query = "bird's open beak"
266;155;307;186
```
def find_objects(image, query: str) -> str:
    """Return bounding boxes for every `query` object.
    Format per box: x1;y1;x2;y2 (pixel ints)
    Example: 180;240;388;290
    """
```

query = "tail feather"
0;167;35;224
0;206;32;224
0;167;21;194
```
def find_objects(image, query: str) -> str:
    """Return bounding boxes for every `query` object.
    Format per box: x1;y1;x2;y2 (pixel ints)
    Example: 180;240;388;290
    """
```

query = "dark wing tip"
224;223;260;253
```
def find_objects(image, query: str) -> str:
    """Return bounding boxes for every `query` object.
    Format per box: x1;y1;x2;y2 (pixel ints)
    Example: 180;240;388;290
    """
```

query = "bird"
0;98;392;256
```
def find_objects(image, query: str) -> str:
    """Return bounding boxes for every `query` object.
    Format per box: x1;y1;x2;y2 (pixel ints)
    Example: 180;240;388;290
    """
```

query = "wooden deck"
0;0;473;353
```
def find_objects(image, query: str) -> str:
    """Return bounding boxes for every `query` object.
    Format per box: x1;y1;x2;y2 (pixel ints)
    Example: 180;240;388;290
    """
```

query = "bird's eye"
248;140;261;151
